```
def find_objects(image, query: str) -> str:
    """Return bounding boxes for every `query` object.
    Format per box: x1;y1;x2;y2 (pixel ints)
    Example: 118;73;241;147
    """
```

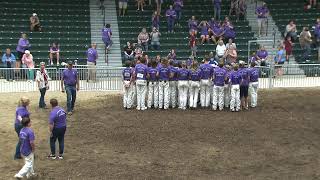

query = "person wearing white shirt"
215;39;226;62
36;62;50;108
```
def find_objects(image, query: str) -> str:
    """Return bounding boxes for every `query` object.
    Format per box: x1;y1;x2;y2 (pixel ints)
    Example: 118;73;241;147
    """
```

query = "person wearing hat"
36;62;50;108
61;61;79;115
30;13;42;31
21;50;34;82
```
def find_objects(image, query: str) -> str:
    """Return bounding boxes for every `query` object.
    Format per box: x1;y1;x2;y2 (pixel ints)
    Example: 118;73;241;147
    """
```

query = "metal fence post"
269;64;274;88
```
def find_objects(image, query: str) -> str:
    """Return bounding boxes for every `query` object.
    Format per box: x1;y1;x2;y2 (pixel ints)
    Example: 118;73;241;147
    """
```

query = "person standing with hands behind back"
61;61;79;115
36;62;50;109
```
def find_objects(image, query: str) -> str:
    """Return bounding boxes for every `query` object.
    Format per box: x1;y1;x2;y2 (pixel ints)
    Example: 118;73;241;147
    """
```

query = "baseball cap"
239;60;246;65
32;13;37;16
24;50;30;54
67;60;73;65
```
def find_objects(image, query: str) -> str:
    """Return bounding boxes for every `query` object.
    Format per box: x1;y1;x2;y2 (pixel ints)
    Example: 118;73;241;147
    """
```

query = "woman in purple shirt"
102;24;112;51
173;0;183;27
16;33;30;68
198;21;210;44
188;16;198;35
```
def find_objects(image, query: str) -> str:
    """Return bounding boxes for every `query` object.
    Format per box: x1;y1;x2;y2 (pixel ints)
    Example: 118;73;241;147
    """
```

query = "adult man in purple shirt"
165;5;177;33
200;58;214;108
213;0;221;21
61;61;79;115
157;58;172;109
173;0;183;27
14;117;36;179
249;62;259;108
48;99;67;160
315;18;320;60
238;61;249;110
229;64;241;112
212;61;227;111
256;2;269;37
87;43;98;82
102;24;112;51
134;58;148;110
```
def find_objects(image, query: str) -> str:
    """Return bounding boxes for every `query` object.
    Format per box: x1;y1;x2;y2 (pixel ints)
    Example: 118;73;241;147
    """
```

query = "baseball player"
224;65;232;108
249;62;259;108
189;61;201;108
169;60;178;108
157;58;172;110
177;61;190;110
199;58;214;108
212;61;227;111
229;64;241;112
147;59;159;109
134;58;148;110
122;61;133;109
239;61;250;110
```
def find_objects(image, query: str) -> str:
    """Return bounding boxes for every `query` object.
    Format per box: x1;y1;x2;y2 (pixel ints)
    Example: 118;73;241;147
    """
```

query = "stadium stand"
0;0;91;65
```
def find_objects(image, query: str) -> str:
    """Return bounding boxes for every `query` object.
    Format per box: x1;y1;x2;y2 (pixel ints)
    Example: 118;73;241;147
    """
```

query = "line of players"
122;57;259;111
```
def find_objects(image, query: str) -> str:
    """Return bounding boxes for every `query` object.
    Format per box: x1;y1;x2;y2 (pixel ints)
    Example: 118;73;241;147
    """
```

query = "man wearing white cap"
30;13;42;31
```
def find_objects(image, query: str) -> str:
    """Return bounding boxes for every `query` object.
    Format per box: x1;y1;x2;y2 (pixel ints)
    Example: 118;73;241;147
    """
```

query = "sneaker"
58;155;64;160
26;172;37;179
14;174;23;179
47;154;56;160
141;107;147;111
67;112;73;115
136;107;141;110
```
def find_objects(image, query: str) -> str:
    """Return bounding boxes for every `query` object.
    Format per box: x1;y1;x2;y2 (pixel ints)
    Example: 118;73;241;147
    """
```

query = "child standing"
229;64;241;112
189;61;201;108
147;59;159;109
122;61;133;109
177;61;190;110
284;36;293;62
157;58;172;110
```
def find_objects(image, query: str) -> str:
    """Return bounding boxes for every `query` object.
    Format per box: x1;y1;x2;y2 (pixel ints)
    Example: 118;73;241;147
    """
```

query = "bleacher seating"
117;0;257;63
0;0;91;65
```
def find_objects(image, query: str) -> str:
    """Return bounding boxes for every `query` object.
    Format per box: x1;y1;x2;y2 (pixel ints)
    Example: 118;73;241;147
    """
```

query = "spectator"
188;16;198;35
102;24;112;51
225;45;237;64
208;17;218;29
208;52;218;66
189;31;197;57
314;18;320;61
309;0;317;7
150;27;161;50
229;0;246;21
21;50;34;82
155;0;163;13
212;22;225;44
274;45;286;76
299;27;312;61
99;0;104;9
166;5;177;33
2;48;16;81
248;52;258;65
226;38;237;50
123;42;135;61
138;28;149;51
173;0;184;27
49;42;60;66
256;45;268;66
213;0;222;21
284;36;293;62
16;33;30;69
118;0;128;16
223;20;236;41
87;43;98;82
198;21;210;44
36;62;50;109
134;44;144;59
215;39;226;62
167;49;177;61
256;2;269;37
284;20;298;42
30;13;42;32
152;11;160;30
136;0;145;11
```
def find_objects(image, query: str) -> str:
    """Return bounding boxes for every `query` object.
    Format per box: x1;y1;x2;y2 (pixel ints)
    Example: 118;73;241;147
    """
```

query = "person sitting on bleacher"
123;42;135;61
2;48;16;82
30;13;42;32
211;22;225;44
138;28;149;51
49;42;60;66
284;20;298;42
223;19;236;41
188;16;198;35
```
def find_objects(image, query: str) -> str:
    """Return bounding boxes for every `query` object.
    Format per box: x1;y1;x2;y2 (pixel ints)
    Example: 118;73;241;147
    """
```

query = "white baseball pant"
178;80;189;109
230;84;240;111
169;81;177;108
159;81;170;109
212;85;224;110
189;81;200;108
147;81;159;108
123;81;132;108
249;82;259;107
131;84;137;107
136;80;147;110
200;79;211;107
224;84;231;108
16;153;35;178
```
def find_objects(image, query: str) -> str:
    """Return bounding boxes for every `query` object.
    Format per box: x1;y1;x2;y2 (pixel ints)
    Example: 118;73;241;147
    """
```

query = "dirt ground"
0;89;320;180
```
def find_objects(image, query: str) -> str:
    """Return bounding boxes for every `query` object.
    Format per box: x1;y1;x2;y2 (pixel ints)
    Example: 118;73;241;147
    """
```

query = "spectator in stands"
150;27;161;50
49;42;60;66
152;11;160;30
256;45;268;66
36;62;49;108
249;52;258;64
199;21;210;44
229;0;246;20
155;0;163;13
309;0;317;8
212;23;225;44
118;0;128;16
189;31;197;57
2;48;16;81
136;0;145;11
223;21;236;41
256;2;269;37
16;33;30;69
166;5;177;33
102;24;112;51
167;49;177;61
21;50;34;82
284;36;293;62
314;18;320;61
188;16;198;35
299;27;312;61
134;44;144;59
284;20;298;42
225;45;237;64
123;42;135;61
138;28;149;51
87;43;98;82
274;45;286;76
215;39;226;62
213;0;222;21
99;0;104;9
30;13;42;32
173;0;183;27
226;38;237;50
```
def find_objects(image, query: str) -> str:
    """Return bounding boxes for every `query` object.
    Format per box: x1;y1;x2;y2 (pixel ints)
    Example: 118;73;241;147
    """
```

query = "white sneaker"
14;174;23;179
141;107;147;111
136;107;141;110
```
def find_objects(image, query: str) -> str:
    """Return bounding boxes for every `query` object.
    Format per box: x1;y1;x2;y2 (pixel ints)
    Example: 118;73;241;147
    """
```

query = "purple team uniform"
135;64;148;81
200;63;214;80
158;66;171;81
148;67;158;81
87;48;98;63
230;71;241;85
190;69;201;81
166;9;177;32
177;68;190;80
102;27;112;47
19;127;35;157
213;67;226;86
14;106;30;159
49;106;67;155
123;67;132;81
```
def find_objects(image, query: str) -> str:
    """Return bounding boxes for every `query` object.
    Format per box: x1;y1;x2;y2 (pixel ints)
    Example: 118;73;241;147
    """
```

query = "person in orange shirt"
21;50;35;82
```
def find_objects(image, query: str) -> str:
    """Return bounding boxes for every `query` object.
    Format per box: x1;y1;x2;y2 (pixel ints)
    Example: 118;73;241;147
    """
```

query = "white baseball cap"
239;60;245;65
32;13;37;16
24;50;30;54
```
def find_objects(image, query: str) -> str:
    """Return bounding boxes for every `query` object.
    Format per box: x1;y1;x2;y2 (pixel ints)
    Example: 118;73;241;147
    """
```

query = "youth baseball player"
147;59;159;109
249;62;259;108
177;61;190;110
229;64;241;112
122;61;133;109
224;65;232;108
169;60;178;108
239;61;250;110
157;58;172;110
199;58;214;108
212;61;227;111
134;58;148;110
189;61;201;108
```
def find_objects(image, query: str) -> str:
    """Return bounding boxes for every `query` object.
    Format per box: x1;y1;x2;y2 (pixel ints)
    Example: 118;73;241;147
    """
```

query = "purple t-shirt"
200;63;214;79
249;67;259;82
123;67;132;81
15;106;30;125
249;56;257;64
166;9;176;20
213;25;224;36
213;67;226;86
174;0;183;11
188;20;198;30
201;25;209;35
230;70;241;85
62;69;78;86
169;66;178;81
256;6;269;18
20;127;35;156
256;50;268;59
224;26;236;39
102;27;112;40
315;23;320;39
135;64;147;80
87;48;98;62
158;66;171;81
239;68;249;86
16;38;30;53
213;0;221;8
49;106;67;128
209;20;218;29
148;67;158;81
178;68;190;80
190;69;201;81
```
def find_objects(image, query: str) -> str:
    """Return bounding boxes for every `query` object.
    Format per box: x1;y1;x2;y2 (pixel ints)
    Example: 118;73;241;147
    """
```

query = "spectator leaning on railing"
21;50;34;82
299;27;312;61
2;48;16;81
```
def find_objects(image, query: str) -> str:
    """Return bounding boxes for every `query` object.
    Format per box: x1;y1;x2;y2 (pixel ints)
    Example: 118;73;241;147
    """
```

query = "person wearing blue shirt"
2;48;16;81
274;46;286;76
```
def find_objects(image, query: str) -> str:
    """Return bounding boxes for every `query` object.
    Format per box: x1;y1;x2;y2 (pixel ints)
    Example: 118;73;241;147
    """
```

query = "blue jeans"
39;88;47;108
176;10;181;24
50;127;66;155
14;123;23;159
65;85;76;112
167;18;175;32
214;6;221;20
303;44;311;60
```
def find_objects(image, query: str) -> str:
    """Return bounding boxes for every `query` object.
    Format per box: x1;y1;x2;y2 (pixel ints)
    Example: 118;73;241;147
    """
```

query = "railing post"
269;63;274;88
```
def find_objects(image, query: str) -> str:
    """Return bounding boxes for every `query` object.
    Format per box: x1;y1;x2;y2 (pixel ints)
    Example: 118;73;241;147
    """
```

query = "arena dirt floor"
0;89;320;180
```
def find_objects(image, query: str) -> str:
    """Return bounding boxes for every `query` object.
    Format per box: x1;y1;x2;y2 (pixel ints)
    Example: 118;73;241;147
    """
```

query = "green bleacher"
0;0;91;65
117;0;257;62
268;0;320;63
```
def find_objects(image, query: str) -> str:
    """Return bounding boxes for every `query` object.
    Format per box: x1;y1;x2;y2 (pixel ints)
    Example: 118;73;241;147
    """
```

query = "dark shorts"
240;85;249;98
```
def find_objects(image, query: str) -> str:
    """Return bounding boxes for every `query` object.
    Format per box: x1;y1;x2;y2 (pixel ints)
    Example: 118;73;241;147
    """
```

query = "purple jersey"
49;106;67;128
16;38;30;53
122;67;132;81
102;27;112;40
315;23;320;38
230;70;241;85
148;67;158;81
213;0;221;7
87;48;98;62
178;68;190;80
213;25;224;36
169;66;178;81
200;63;214;79
15;106;30;124
201;25;209;35
239;68;249;86
62;69;78;86
209;20;218;29
190;69;201;81
135;64;148;80
213;67;226;86
174;0;183;11
256;6;269;18
249;55;257;64
257;50;268;59
158;66;171;81
188;19;198;30
249;67;259;82
166;9;176;20
19;127;35;156
224;26;236;39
